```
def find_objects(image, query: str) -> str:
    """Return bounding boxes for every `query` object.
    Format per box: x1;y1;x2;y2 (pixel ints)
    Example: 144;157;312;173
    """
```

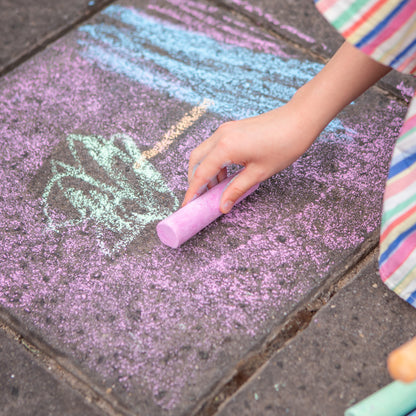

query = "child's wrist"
288;86;331;138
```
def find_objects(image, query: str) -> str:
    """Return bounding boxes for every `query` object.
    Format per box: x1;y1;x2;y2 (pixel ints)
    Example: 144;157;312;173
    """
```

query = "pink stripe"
400;113;416;136
380;230;416;282
398;53;416;73
409;63;416;74
384;162;416;199
361;3;415;55
315;0;340;14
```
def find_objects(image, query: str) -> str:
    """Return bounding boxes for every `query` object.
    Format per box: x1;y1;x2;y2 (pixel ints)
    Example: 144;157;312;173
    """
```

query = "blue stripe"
390;37;416;68
388;152;416;179
390;141;416;166
405;408;416;416
355;0;408;48
406;290;416;307
379;221;416;265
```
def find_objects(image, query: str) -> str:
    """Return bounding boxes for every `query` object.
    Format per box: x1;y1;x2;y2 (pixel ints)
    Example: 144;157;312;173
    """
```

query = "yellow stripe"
401;59;416;74
386;156;416;189
134;99;213;169
393;261;416;294
376;18;416;64
347;0;401;43
380;209;416;254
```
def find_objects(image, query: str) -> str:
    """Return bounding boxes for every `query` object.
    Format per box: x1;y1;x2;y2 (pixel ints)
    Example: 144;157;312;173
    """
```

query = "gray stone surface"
217;0;344;56
216;257;416;416
0;327;103;416
0;0;109;74
0;0;411;415
216;0;416;101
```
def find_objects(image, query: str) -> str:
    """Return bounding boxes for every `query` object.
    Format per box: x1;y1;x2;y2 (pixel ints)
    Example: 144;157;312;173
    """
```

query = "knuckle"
216;137;231;153
193;168;207;182
189;149;199;163
229;185;245;200
254;169;266;182
251;166;268;182
217;121;234;136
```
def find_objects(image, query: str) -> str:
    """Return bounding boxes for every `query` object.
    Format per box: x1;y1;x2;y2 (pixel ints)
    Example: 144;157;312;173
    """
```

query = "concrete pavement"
0;0;415;415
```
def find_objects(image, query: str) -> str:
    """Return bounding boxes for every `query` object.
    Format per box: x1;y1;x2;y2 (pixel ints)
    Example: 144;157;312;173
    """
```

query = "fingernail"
223;200;233;213
220;174;238;198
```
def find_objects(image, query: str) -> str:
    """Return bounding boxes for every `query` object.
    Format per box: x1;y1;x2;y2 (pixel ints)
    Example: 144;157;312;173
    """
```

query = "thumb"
220;167;259;214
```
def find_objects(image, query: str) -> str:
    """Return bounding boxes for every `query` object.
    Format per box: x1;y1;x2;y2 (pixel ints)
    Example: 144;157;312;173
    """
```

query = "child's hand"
182;42;391;214
182;102;320;213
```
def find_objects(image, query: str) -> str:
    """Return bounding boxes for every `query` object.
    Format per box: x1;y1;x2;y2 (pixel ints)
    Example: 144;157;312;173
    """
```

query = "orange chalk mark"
134;98;213;169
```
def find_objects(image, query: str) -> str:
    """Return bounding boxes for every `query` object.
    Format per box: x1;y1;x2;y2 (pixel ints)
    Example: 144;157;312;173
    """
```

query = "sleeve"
314;0;416;75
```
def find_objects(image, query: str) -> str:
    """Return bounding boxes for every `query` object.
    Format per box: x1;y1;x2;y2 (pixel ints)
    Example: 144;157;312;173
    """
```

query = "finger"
207;176;219;189
189;162;201;183
220;167;260;214
199;165;228;191
217;166;228;183
183;145;231;206
188;149;204;184
187;121;235;183
187;139;218;183
208;166;228;189
187;125;226;183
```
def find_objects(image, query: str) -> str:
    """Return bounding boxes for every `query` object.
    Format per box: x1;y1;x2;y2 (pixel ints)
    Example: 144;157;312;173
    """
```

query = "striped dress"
315;0;416;306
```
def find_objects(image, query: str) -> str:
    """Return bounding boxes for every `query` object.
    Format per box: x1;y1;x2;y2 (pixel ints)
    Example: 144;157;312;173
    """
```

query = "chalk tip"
157;221;180;248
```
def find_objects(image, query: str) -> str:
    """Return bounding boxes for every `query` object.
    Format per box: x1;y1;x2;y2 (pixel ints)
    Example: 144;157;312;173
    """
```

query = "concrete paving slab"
0;327;103;416
0;0;409;414
216;0;416;101
217;0;343;56
0;0;110;74
216;257;416;416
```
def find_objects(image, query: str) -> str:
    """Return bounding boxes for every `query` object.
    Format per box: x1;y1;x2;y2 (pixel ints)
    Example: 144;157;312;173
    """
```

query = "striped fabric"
315;0;416;75
315;0;416;306
380;96;416;306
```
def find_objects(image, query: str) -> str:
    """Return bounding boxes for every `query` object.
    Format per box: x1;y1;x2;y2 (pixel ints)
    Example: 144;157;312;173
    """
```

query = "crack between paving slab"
0;0;117;78
211;0;328;63
0;311;137;416
373;82;411;106
211;0;410;106
191;231;380;416
0;0;406;413
3;0;407;106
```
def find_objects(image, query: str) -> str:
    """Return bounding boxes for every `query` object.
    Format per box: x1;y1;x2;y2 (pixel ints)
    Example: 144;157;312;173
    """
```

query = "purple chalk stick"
157;172;259;248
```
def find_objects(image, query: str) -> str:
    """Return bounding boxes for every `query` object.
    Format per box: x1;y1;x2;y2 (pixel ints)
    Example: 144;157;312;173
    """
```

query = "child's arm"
182;41;391;213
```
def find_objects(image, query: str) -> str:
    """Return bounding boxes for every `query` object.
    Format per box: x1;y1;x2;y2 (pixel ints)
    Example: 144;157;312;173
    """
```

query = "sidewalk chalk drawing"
134;98;212;168
0;0;403;412
40;3;355;254
78;4;350;137
41;4;354;255
41;100;211;255
42;133;178;255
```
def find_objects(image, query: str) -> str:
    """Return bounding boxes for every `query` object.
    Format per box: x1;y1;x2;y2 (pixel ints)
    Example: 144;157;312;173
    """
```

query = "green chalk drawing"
42;133;178;254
